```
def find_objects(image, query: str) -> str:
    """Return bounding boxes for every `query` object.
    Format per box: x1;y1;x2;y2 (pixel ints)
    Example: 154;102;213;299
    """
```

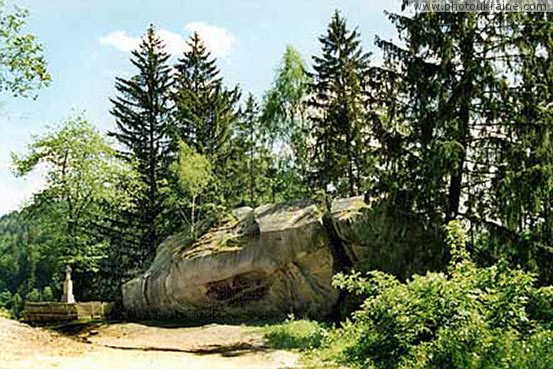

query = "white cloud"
184;22;235;58
157;29;188;56
100;31;140;53
100;22;235;58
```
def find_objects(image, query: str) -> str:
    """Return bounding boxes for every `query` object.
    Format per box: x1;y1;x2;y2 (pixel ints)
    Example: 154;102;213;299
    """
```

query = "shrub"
0;290;11;308
11;292;21;318
310;221;553;369
0;307;11;318
264;316;328;351
42;286;54;302
25;288;41;302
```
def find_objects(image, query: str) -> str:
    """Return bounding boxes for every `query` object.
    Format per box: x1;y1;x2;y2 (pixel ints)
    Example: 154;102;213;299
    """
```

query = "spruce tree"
172;32;241;207
374;10;512;221
492;12;553;282
109;25;173;267
374;5;553;282
308;11;372;197
173;32;240;161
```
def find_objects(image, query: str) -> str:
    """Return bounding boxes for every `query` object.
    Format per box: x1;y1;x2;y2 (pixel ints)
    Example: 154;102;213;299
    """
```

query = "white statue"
61;265;76;303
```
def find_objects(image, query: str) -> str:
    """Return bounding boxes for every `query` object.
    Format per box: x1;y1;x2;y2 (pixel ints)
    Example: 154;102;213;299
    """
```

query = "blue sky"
0;0;400;215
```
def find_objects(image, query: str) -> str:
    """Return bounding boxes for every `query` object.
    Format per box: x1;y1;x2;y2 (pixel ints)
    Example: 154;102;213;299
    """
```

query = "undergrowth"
263;315;328;351
266;221;553;369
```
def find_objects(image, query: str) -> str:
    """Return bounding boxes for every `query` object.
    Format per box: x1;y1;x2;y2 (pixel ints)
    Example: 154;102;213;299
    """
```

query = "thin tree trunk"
191;194;196;238
447;25;473;222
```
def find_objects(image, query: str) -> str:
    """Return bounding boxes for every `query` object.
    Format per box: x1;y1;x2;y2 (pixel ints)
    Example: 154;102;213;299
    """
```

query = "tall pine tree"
309;11;372;197
374;9;512;221
172;32;241;207
109;25;173;268
173;32;240;161
373;5;553;282
491;12;553;282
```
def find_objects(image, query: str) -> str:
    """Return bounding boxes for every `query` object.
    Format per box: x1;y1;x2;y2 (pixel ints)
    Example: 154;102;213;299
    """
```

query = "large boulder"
122;195;446;320
123;200;346;320
330;196;446;279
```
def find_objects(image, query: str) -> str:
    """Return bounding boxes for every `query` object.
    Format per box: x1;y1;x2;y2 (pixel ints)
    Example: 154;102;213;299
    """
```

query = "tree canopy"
0;0;50;98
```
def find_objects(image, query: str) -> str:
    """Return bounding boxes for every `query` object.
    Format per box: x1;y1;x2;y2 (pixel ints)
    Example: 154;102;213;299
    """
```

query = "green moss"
181;213;249;260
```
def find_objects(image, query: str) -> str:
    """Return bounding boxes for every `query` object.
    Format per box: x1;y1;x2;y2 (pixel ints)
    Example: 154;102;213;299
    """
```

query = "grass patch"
0;307;12;319
263;317;328;351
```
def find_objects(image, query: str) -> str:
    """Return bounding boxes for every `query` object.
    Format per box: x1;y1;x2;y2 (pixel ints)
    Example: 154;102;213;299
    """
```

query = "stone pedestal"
24;301;113;322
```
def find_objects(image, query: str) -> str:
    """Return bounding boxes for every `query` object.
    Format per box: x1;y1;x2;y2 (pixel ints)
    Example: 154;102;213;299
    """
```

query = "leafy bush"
42;286;54;301
0;290;11;308
528;286;553;328
310;221;553;369
11;292;21;318
264;316;328;351
25;288;41;302
0;307;11;318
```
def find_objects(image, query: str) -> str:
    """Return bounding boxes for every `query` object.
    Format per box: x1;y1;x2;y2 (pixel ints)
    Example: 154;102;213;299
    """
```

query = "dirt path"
0;318;299;369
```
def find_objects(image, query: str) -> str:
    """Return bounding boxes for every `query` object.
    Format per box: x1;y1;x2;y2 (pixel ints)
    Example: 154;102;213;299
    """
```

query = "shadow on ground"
98;341;270;358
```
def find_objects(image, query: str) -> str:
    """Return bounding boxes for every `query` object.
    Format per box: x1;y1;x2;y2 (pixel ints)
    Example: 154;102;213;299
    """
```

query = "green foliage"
264;317;328;351
8;116;139;301
42;286;53;302
172;32;241;209
370;5;553;283
229;94;266;206
171;140;212;238
173;32;240;161
0;290;11;308
0;307;10;318
311;223;553;369
0;7;550;355
308;10;373;197
13;117;137;213
261;46;311;199
12;116;138;275
109;25;174;269
0;0;50;97
10;292;21;318
173;140;212;199
167;31;245;232
0;209;62;301
445;220;470;267
25;287;40;302
490;12;553;284
262;46;310;137
227;93;297;206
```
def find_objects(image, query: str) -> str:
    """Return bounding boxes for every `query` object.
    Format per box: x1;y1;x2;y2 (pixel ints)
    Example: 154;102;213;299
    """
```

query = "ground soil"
0;318;299;369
